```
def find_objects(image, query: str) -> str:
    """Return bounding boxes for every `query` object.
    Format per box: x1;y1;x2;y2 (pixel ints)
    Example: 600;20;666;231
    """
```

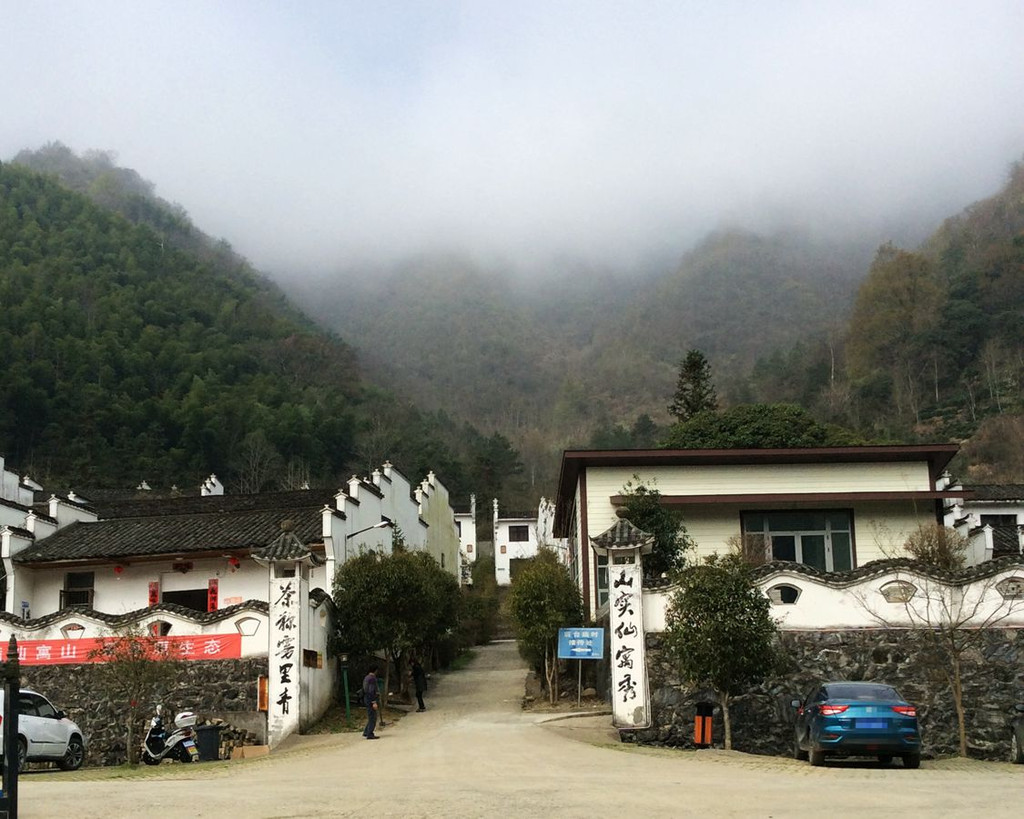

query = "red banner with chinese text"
11;633;243;666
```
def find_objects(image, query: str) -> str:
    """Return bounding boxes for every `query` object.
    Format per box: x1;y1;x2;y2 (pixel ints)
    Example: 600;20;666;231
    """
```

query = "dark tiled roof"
14;507;324;564
310;587;334;609
750;555;1024;584
590;518;655;551
91;489;340;520
960;485;1024;502
253;529;326;566
644;555;1024;589
991;526;1022;558
1;496;34;514
0;599;269;629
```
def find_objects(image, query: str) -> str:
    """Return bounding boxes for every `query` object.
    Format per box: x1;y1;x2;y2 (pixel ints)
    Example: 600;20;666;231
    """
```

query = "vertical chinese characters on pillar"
273;579;297;715
607;557;649;728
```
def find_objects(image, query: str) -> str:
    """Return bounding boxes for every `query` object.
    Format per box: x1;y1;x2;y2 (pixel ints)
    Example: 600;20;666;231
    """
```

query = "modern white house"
553;445;970;619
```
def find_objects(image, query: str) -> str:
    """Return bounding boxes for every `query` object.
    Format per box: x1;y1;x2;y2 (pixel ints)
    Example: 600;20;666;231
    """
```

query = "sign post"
557;628;605;706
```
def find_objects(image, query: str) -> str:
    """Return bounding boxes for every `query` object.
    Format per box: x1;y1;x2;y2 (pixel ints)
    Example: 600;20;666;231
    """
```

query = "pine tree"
668;349;718;422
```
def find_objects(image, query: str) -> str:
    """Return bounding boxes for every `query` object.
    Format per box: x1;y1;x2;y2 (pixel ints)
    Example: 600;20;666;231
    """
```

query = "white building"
454;494;477;584
944;482;1024;562
0;456;462;749
554;444;970;619
492;496;566;586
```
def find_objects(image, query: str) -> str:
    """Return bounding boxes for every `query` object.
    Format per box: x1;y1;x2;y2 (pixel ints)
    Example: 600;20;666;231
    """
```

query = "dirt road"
20;641;1023;817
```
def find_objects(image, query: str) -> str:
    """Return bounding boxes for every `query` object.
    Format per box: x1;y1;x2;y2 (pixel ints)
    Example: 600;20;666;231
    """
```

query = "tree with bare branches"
857;527;1024;756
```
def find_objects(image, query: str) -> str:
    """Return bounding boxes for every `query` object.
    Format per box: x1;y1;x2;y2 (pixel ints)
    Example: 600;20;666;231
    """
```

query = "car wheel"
878;754;893;767
1012;729;1024;764
17;738;27;774
793;735;808;761
58;736;85;771
809;748;826;767
902;753;921;769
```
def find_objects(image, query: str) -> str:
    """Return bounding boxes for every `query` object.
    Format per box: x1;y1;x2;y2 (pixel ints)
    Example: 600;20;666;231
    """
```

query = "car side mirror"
1014;704;1024;714
55;709;67;720
791;699;801;709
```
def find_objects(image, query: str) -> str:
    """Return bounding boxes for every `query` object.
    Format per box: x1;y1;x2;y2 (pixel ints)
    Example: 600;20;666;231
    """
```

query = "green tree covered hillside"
0;156;529;505
0;160;362;486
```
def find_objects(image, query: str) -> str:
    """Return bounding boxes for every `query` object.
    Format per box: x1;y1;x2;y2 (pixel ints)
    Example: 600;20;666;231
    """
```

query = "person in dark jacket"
362;664;380;739
411;656;428;712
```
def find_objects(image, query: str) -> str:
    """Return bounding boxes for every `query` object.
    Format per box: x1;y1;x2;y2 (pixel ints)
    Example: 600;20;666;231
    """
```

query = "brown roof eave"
609;490;969;506
555;444;961;532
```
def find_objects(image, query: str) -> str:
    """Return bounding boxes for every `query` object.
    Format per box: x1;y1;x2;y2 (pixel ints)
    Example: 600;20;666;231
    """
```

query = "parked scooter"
140;705;199;765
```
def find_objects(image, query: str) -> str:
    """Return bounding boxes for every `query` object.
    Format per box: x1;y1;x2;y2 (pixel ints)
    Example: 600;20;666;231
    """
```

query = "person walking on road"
411;656;428;712
362;663;380;739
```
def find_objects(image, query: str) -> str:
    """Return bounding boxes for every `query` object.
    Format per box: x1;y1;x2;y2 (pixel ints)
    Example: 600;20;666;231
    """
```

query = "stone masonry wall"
22;657;268;766
631;628;1024;760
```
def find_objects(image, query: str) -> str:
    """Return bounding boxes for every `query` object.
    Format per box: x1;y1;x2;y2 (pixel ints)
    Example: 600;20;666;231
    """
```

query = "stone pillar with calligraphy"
591;518;654;730
253;521;325;747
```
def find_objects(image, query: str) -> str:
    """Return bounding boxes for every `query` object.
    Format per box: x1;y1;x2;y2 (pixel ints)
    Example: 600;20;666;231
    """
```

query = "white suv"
0;689;87;771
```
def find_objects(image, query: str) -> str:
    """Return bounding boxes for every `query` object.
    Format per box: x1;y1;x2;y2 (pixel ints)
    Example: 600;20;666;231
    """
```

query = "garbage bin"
694;702;714;748
194;724;223;761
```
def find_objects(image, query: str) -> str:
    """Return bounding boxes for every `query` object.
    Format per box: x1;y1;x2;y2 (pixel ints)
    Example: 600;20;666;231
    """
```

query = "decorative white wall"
643;562;1024;632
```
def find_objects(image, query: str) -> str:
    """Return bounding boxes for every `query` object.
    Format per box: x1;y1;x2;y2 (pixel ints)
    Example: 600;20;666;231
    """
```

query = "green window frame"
741;510;854;572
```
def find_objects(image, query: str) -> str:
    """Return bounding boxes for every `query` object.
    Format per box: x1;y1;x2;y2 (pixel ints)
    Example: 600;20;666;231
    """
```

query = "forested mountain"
0;151;527;506
292;158;1024;484
7;141;1024;503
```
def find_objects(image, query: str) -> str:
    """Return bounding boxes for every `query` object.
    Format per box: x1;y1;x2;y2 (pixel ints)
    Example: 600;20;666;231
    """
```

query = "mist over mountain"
4;4;1023;280
7;140;1024;495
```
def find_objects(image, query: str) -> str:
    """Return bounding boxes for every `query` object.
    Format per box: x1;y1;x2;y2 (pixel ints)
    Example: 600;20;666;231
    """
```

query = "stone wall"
22;657;268;766
631;628;1024;760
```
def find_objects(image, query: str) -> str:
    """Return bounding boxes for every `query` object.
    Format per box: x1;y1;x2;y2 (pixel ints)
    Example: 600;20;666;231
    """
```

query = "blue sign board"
557;627;605;660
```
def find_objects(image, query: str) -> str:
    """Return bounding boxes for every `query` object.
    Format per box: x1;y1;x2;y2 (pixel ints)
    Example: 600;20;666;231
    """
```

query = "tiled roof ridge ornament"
590;518;655;555
252;523;325;566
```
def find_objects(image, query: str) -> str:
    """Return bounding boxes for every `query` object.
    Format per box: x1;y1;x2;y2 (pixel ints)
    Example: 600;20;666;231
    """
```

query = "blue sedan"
793;681;921;768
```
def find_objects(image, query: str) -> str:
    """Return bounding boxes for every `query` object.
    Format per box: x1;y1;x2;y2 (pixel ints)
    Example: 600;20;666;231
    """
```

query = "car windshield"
826;683;901;701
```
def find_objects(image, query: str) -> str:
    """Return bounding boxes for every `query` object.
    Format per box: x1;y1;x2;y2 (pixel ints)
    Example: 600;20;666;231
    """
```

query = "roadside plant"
334;550;460;704
505;548;583;704
663;554;778;749
619;477;692;578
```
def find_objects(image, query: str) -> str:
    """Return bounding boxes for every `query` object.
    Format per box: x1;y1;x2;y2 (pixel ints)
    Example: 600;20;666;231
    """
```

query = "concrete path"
19;641;1024;817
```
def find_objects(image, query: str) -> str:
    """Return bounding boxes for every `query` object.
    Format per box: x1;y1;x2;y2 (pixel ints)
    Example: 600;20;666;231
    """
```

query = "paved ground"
19;641;1024;817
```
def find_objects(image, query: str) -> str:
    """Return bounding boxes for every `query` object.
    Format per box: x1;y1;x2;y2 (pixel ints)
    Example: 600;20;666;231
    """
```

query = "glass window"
981;514;1017;526
508;525;530;542
743;510;854;572
61;571;95;607
596;554;609;607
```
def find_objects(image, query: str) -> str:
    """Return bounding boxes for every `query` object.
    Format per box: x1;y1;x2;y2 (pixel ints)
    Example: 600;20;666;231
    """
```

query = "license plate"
857;720;886;729
184;740;199;757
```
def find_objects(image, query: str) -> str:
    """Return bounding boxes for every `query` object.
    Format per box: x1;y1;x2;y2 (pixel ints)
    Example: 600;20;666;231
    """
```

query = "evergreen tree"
669;349;718;422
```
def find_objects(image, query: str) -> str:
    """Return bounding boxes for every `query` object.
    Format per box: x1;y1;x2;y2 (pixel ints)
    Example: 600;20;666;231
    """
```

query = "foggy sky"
3;1;1024;277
